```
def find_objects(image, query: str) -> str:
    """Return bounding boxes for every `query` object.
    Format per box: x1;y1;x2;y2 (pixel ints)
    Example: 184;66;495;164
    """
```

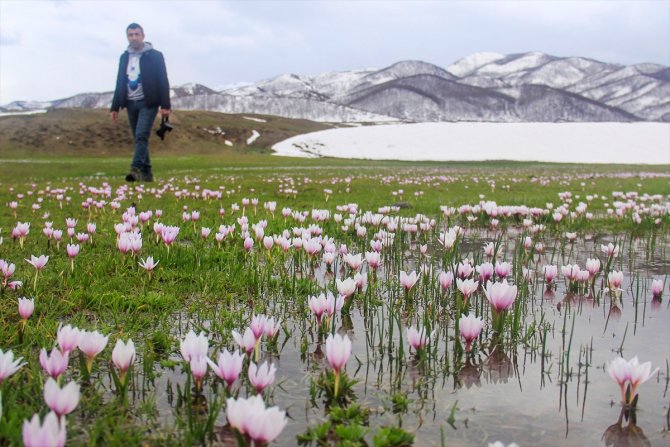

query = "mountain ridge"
2;52;668;122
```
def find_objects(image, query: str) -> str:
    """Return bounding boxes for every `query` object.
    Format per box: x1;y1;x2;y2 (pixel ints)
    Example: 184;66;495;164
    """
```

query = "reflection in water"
484;345;515;385
146;229;669;446
650;296;662;312
602;408;651;447
543;289;556;301
458;358;482;389
312;343;324;362
608;303;622;322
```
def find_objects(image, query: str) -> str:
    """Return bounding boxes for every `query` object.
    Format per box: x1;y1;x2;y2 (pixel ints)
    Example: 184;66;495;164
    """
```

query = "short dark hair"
126;23;144;34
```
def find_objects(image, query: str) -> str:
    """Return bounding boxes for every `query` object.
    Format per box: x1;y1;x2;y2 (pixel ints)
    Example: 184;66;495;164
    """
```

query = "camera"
156;116;173;140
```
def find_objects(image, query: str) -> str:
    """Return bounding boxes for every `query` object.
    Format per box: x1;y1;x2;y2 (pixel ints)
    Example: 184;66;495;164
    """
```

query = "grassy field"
0;110;668;446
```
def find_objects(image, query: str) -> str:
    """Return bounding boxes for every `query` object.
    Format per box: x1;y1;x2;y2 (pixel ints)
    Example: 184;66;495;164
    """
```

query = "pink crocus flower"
477;263;494;283
57;324;81;354
18;297;34;321
628;356;659;404
309;293;329;324
226;395;287;444
245;402;287;445
585;258;601;278
607;357;631;404
336;277;357;299
494;262;511;280
78;330;109;373
484;280;518;312
438;271;454;291
160;226;179;247
190;356;208;392
607;356;659;405
0;348;25;383
112;339;135;385
322;252;335;266
354;272;367;292
456;261;474;279
1;259;16;281
460;313;485;351
608;271;624;290
39;348;69;380
201;227;212;239
651;279;663;297
232;327;256;356
139;256;159;273
248;361;277;394
406;325;432;351
303;238;321;257
207;349;244;389
250;314;267;340
543;265;558;285
561;264;580;282
264;317;281;339
243;237;254;252
44;378;80;417
22;412;66;447
601;242;620;258
456;278;478;303
483;242;495;258
180;330;209;362
345;253;363;271
66;243;80;258
325;333;352;374
25;254;49;270
399;270;420;292
365;251;381;270
325;293;344;317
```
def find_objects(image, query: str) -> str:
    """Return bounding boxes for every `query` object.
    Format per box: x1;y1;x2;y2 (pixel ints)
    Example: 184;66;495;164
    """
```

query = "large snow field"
272;122;670;164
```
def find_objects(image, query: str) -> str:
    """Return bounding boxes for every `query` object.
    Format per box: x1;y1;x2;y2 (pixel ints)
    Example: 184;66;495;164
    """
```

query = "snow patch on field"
0;109;48;117
247;130;260;145
272;122;670;165
243;116;267;123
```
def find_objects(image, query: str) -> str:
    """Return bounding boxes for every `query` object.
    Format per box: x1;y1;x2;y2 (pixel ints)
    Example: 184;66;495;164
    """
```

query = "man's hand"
160;108;171;118
110;111;118;122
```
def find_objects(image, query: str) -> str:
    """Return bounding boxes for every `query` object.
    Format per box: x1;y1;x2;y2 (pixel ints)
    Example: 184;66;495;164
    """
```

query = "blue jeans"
126;100;158;174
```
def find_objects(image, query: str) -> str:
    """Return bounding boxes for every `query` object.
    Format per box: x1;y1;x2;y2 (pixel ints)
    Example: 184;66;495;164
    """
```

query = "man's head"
126;23;145;51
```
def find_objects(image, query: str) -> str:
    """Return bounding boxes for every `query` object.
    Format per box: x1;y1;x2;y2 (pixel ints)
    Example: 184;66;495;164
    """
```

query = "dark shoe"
141;171;154;182
125;167;141;182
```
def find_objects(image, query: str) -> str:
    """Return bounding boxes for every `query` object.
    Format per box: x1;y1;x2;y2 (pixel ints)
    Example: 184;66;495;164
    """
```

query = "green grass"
0;117;668;446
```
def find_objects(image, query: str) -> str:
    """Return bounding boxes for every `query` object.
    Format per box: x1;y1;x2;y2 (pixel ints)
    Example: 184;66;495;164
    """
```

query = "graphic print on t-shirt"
127;54;142;91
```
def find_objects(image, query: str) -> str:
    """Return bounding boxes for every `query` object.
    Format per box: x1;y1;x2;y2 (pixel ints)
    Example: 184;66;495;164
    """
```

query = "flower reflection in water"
484;345;515;385
608;303;622;322
543;289;555;301
458;358;482;389
650;296;662;312
602;408;650;447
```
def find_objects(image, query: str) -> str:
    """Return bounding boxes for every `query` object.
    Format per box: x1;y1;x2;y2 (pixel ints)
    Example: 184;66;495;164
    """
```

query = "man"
111;23;171;182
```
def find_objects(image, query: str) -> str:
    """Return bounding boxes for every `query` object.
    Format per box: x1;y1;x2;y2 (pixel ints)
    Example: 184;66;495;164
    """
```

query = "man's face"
126;27;145;50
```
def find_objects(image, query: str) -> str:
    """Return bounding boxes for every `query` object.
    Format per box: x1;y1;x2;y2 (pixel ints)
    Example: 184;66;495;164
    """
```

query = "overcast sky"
1;0;668;104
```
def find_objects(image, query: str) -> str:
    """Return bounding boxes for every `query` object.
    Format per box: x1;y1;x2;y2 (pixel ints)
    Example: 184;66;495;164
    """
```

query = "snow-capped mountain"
2;52;667;122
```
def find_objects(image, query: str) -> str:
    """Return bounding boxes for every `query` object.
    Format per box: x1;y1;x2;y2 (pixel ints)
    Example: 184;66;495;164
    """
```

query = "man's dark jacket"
111;49;171;112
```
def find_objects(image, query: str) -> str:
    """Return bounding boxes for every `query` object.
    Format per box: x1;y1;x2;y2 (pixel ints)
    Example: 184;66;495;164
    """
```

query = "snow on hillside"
446;52;505;77
247;130;260;145
272;122;670;164
0;109;48;117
